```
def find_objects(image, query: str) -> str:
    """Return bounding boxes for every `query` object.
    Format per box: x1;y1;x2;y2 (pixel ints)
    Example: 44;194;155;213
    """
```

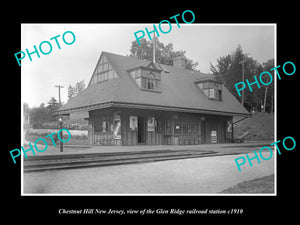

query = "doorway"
138;116;146;144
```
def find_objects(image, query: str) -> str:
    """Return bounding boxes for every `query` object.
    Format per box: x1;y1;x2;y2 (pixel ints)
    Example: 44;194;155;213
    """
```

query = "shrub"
35;121;89;130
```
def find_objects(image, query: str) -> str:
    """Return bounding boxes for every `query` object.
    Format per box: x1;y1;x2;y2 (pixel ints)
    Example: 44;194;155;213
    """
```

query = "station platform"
21;140;272;157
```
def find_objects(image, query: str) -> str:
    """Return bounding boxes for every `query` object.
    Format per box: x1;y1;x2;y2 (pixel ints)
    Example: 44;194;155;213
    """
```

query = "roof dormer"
128;62;162;92
195;77;223;101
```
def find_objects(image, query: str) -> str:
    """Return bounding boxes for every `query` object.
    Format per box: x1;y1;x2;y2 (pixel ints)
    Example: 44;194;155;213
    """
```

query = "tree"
75;80;85;93
30;97;64;128
47;97;61;122
68;85;75;100
67;80;85;100
210;45;274;112
209;54;232;83
23;102;30;114
30;103;50;127
47;97;61;111
262;59;275;113
129;37;199;70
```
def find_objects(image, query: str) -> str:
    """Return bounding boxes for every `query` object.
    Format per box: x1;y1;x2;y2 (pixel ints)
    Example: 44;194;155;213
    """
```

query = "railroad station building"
56;51;250;146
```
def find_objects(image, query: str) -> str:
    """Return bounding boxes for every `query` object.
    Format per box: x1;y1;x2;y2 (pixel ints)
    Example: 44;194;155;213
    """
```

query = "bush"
32;122;43;129
35;120;89;130
25;129;88;145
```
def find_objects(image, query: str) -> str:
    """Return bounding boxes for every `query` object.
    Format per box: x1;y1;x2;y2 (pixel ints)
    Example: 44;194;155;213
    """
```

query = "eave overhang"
54;101;251;117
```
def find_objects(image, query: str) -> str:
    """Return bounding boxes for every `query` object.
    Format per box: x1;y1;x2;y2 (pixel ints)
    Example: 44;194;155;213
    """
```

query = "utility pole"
239;59;246;106
152;32;156;63
261;72;270;113
54;85;64;104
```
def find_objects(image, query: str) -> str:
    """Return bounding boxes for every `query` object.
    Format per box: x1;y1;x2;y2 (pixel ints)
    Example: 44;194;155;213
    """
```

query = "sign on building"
113;113;121;139
129;116;138;131
147;117;155;131
211;130;217;143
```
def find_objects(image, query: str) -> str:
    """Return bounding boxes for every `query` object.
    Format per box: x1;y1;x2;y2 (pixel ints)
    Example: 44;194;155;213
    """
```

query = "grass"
234;112;274;141
220;174;274;194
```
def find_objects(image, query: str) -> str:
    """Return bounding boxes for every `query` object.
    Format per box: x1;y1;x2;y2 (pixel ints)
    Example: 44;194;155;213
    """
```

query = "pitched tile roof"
57;51;250;116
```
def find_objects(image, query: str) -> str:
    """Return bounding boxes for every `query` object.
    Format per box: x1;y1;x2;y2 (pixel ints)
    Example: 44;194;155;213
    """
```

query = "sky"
21;24;275;108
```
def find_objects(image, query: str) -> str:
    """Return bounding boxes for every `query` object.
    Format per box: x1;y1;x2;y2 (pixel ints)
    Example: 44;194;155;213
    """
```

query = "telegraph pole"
54;85;64;104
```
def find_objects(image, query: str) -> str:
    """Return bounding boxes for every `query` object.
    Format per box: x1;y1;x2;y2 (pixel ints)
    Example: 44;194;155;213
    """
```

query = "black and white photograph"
4;3;299;220
20;23;276;195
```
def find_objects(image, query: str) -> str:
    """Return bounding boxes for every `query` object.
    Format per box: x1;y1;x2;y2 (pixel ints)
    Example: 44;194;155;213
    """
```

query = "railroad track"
23;149;235;172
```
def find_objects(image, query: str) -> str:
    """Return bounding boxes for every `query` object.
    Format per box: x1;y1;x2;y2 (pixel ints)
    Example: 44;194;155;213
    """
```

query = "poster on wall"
129;116;138;131
147;117;155;131
113;113;121;139
226;120;232;132
211;130;217;143
102;121;106;133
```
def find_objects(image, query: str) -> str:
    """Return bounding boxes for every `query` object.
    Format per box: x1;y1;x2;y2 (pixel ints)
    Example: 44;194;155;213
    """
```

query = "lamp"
58;117;63;152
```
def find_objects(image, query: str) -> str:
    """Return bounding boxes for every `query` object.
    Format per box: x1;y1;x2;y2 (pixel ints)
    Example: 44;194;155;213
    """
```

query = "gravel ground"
22;151;275;195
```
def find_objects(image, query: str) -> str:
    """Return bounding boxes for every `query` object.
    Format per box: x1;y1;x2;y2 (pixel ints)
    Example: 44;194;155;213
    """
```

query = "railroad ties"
23;149;233;172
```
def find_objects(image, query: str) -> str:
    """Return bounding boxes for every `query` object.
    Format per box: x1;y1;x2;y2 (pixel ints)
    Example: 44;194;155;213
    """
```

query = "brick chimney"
173;56;186;69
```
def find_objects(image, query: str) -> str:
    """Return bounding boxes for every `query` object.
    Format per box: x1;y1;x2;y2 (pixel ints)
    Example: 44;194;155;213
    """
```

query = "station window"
173;121;199;135
129;66;161;92
174;122;182;134
141;72;160;91
94;116;111;133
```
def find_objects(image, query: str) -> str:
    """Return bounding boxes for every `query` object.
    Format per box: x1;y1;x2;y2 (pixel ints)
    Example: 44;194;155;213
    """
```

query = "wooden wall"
204;115;229;144
121;115;137;146
121;109;162;146
88;107;232;146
